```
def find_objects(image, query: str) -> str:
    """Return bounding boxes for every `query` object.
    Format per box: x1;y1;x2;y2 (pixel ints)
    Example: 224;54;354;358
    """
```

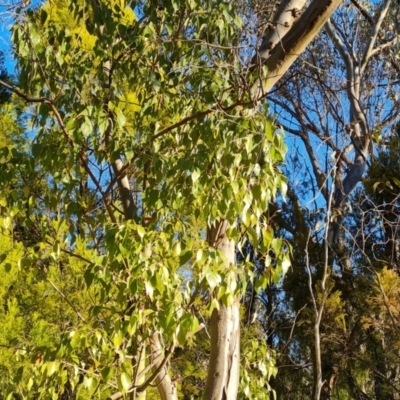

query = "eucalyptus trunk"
205;221;240;399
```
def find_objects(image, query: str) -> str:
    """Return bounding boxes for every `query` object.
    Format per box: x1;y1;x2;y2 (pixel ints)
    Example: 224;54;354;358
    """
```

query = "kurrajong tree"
0;0;342;399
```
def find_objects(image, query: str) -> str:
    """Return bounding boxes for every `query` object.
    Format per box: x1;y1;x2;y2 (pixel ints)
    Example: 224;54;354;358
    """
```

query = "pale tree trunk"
132;343;147;400
149;334;178;400
252;0;308;65
205;220;240;399
204;301;241;399
204;1;343;398
314;4;393;396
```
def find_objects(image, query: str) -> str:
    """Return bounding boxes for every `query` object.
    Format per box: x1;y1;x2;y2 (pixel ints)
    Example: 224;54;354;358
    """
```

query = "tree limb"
360;0;392;74
0;79;117;224
253;0;344;96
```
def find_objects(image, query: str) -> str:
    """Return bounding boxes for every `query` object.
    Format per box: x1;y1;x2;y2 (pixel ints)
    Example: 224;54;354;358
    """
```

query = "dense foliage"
1;0;400;399
0;0;287;398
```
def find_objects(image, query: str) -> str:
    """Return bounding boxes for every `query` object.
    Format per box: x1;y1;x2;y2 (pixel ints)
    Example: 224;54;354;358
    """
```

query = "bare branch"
360;0;392;74
369;36;399;58
325;20;353;83
350;0;374;24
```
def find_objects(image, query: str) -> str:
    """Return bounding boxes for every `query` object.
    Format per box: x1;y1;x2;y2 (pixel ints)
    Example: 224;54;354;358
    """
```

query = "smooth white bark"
205;220;240;400
253;0;344;98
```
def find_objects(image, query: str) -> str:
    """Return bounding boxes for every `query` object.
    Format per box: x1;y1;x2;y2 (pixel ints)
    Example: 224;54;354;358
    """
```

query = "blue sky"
0;6;16;73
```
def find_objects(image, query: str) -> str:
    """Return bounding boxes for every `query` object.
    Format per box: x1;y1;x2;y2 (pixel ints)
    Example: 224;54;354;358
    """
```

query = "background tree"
244;1;400;398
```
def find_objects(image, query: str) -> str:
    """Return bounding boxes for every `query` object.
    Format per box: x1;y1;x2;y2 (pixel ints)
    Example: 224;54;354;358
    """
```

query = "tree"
0;0;343;398
248;0;400;398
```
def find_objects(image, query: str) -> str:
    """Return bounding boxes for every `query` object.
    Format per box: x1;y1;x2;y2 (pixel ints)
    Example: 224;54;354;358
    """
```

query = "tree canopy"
2;0;400;399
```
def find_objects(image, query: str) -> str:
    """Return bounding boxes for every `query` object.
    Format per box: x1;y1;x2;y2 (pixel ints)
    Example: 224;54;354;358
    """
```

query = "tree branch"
360;0;392;74
325;20;353;83
253;0;307;64
107;341;175;400
0;79;117;224
350;0;374;24
252;0;343;96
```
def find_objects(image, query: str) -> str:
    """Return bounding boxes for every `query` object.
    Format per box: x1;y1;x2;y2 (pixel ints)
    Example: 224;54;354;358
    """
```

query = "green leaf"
205;269;221;290
137;225;145;239
179;250;192;266
245;136;253;153
18;257;31;269
177;314;199;346
101;366;113;383
47;362;58;377
116;108;126;128
247;226;258;247
84;268;95;287
113;331;123;348
392;177;400;187
280;179;288;199
120;372;131;391
81;118;92;137
192;168;201;183
281;254;291;276
84;376;93;390
173;241;181;256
